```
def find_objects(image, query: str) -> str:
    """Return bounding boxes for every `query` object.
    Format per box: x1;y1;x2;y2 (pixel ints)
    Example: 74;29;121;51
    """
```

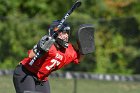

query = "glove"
33;35;55;54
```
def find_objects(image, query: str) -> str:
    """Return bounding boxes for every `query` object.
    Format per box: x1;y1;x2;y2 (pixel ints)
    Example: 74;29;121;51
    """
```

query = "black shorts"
13;64;50;93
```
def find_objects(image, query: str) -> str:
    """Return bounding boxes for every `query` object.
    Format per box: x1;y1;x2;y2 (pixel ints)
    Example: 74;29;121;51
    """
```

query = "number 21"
45;59;60;70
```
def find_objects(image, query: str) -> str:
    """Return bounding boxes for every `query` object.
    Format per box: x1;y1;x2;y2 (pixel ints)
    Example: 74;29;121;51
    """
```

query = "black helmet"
48;20;71;48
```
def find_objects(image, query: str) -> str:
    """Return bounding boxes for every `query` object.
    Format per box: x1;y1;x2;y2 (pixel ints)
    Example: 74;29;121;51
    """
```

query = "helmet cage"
48;20;71;48
49;20;70;36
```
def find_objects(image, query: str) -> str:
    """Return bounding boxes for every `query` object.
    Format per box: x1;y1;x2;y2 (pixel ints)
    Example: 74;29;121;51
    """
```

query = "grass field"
0;75;140;93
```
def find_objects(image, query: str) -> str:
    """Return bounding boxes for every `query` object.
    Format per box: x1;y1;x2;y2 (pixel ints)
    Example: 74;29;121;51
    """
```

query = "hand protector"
33;35;55;54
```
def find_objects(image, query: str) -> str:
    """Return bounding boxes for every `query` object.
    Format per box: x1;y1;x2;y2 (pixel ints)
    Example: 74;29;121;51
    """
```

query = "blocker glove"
33;35;55;55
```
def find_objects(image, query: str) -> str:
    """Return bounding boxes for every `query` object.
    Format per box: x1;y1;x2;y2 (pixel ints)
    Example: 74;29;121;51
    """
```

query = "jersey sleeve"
20;50;32;65
73;50;80;64
70;44;80;64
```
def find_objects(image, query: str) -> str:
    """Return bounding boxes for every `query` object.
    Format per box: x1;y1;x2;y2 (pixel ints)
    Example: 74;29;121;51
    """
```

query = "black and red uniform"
13;43;80;93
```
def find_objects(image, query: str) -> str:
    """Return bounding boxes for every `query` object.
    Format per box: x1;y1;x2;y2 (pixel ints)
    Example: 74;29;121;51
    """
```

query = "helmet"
49;20;70;36
48;20;71;48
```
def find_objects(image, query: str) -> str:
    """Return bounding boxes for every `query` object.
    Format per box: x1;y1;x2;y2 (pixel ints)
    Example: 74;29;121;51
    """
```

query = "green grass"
1;75;140;93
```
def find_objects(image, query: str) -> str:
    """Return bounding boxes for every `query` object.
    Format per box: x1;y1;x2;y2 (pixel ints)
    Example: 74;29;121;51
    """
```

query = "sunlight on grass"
0;75;140;93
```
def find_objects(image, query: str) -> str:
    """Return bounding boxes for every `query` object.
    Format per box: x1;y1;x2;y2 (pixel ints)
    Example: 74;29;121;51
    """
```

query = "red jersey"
20;43;80;80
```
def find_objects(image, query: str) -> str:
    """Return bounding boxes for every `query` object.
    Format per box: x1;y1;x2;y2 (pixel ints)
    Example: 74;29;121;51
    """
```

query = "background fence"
1;70;140;93
1;70;140;82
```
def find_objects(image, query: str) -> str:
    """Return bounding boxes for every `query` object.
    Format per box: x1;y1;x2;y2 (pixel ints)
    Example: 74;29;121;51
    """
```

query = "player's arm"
28;49;36;58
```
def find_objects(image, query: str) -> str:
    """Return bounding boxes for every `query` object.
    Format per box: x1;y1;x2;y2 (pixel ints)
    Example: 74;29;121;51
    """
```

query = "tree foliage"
0;0;140;74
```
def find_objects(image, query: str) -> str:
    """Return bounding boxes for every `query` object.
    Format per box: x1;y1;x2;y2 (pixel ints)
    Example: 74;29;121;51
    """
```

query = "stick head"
76;24;95;54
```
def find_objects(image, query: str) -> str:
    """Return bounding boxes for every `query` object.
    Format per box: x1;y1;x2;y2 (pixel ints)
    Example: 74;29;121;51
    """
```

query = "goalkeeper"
13;20;81;93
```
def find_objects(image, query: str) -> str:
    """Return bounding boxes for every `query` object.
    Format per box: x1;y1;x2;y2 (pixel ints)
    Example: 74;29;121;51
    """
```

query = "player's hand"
33;35;55;54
